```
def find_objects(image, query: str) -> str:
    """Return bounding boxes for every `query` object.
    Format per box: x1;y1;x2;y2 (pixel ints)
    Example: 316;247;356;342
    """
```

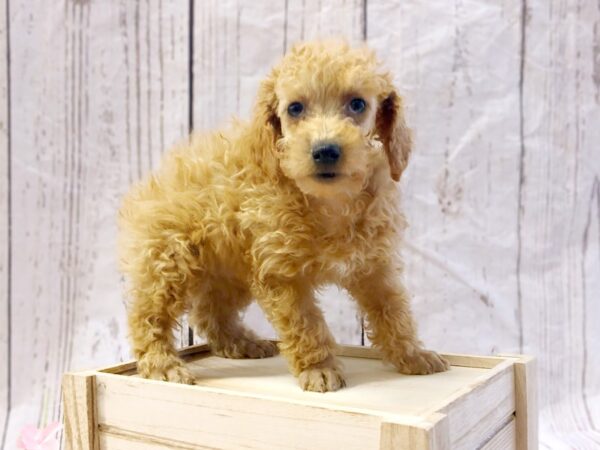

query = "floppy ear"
251;70;282;174
375;90;412;182
255;70;282;143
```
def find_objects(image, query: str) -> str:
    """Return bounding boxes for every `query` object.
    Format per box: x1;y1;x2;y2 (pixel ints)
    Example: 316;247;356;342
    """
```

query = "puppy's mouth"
314;172;342;182
315;172;338;180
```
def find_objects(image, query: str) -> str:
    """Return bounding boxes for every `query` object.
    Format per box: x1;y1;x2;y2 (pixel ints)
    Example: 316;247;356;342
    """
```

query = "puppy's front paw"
299;365;346;392
393;348;450;375
137;353;196;384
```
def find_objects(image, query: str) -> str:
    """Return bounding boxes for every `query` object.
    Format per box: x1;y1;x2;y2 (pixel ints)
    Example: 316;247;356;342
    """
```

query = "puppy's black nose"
312;144;341;165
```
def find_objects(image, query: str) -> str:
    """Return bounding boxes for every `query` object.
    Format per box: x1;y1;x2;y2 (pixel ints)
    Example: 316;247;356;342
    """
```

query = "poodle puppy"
119;40;449;392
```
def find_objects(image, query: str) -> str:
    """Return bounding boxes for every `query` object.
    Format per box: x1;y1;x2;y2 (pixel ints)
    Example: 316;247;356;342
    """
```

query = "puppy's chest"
311;229;374;278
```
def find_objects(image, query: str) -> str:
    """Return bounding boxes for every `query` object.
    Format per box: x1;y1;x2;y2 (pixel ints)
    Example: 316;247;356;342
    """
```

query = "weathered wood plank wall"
2;0;190;446
368;1;523;355
519;2;600;446
1;0;9;446
1;1;599;448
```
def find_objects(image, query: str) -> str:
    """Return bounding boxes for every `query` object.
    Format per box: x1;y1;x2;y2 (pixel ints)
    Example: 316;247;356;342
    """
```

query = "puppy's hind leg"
189;280;278;359
127;245;196;384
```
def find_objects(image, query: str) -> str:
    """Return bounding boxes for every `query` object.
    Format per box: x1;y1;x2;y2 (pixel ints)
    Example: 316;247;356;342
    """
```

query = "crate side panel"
442;364;515;449
481;418;516;450
95;374;381;450
99;431;208;450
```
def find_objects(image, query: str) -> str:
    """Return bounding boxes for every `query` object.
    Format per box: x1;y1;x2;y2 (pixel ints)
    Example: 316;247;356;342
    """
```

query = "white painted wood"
518;2;600;448
481;418;516;450
0;0;9;446
5;1;189;447
282;0;366;49
367;0;523;356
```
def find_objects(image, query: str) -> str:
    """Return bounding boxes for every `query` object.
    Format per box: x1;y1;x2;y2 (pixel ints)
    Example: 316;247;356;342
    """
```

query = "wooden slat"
283;0;366;48
98;342;509;376
481;418;516;450
518;2;600;447
62;372;99;450
366;1;523;353
95;372;383;450
505;355;537;450
380;414;449;450
436;353;507;370
6;1;189;443
0;0;9;445
99;429;205;450
432;360;515;449
96;343;212;375
336;344;507;369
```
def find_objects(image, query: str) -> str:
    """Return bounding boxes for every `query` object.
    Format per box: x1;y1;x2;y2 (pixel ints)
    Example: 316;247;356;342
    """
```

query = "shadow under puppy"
119;40;449;392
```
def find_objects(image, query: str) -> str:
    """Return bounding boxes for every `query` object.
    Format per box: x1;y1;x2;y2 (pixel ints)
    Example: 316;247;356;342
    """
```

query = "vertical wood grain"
380;414;449;450
519;0;600;446
515;356;538;449
367;1;523;355
192;0;366;345
0;0;9;446
480;418;516;450
62;373;98;450
498;354;538;449
5;0;189;446
283;0;366;50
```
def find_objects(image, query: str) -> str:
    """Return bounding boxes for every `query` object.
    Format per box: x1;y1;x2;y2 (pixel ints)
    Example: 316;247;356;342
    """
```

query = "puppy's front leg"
346;265;449;375
252;279;345;392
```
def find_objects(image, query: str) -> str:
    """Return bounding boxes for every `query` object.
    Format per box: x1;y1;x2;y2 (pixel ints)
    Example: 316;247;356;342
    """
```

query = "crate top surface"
182;353;492;417
94;344;515;421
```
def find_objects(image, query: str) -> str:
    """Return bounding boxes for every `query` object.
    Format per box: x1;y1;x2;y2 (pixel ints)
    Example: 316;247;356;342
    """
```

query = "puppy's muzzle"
312;144;341;180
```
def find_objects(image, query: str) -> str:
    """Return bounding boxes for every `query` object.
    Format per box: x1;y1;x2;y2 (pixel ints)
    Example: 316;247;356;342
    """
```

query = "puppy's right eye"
287;102;304;117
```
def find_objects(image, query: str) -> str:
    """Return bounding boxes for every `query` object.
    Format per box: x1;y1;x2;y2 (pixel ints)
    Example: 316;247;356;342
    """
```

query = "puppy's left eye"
287;102;304;117
348;98;367;114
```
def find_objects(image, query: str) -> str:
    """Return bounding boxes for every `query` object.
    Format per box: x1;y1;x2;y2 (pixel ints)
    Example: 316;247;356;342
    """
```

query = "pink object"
16;422;62;450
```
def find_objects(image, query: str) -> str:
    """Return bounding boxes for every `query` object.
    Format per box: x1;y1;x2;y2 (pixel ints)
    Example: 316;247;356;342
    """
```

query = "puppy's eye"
287;102;304;117
349;98;367;114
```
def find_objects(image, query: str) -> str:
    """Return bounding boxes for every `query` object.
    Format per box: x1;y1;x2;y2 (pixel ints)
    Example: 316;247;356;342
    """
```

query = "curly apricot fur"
119;40;448;391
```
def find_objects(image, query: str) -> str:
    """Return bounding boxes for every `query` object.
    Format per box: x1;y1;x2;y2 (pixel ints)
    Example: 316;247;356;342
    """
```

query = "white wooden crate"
62;344;537;450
